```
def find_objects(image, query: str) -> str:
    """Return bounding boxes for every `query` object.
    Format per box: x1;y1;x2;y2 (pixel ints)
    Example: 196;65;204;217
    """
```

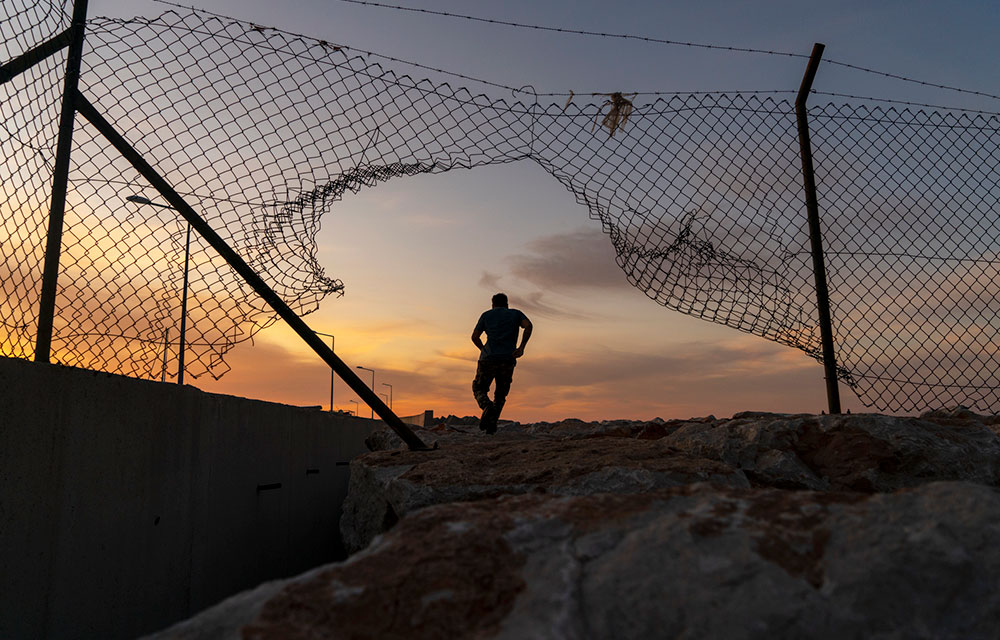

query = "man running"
471;293;532;433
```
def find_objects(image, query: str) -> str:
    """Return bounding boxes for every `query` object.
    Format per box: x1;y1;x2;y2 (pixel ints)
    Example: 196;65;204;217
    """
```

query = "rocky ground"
147;408;1000;639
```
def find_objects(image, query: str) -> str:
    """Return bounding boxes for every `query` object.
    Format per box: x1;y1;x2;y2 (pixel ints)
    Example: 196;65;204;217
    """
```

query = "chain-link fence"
0;1;70;361
2;1;999;413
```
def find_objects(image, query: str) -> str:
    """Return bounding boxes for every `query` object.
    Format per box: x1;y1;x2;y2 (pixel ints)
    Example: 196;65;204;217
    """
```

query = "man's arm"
513;316;532;358
471;313;487;352
471;327;485;352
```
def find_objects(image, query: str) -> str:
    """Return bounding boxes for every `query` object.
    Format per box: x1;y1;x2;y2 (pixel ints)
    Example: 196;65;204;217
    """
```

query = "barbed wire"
820;59;1000;103
810;91;1000;117
145;0;799;100
149;0;1000;117
281;0;1000;104
89;12;801;119
156;0;810;59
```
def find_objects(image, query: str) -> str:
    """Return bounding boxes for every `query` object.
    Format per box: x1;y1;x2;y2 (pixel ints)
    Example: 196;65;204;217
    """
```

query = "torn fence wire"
3;1;1000;413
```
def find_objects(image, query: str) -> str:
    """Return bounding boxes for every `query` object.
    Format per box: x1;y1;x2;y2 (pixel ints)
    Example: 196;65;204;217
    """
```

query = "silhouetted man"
471;293;532;433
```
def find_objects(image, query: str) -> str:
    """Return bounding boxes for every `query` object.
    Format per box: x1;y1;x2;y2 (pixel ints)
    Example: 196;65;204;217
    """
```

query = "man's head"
491;292;508;308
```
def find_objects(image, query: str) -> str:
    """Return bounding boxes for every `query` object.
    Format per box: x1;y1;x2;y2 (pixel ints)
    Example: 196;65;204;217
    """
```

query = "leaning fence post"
34;0;89;363
795;42;842;414
74;92;431;451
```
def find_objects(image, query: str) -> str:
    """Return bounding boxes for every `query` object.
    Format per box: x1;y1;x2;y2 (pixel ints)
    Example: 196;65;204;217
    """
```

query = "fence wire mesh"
2;2;1000;412
811;106;1000;411
0;1;69;361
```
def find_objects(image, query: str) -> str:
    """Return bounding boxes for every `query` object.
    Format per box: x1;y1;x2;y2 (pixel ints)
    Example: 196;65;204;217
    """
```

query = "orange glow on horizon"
192;317;864;422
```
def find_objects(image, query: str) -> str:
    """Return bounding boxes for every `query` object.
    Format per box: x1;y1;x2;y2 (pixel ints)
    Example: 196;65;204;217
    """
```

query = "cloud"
193;322;868;423
478;270;502;289
477;229;634;320
195;337;463;415
517;339;796;389
506;228;629;291
509;291;589;320
506;338;864;420
478;270;591;320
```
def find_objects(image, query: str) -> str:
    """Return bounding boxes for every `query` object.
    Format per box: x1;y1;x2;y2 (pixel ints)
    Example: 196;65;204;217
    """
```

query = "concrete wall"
0;356;379;639
400;409;434;427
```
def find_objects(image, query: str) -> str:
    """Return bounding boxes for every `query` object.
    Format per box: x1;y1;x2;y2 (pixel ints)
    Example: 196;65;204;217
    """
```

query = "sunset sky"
78;0;1000;421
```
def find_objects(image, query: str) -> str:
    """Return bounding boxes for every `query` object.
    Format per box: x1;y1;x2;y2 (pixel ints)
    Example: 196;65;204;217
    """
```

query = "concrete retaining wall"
0;356;378;639
400;409;434;427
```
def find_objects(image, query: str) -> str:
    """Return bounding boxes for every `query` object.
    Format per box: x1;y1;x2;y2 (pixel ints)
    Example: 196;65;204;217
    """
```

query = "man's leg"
491;358;516;418
472;360;496;410
472;360;498;433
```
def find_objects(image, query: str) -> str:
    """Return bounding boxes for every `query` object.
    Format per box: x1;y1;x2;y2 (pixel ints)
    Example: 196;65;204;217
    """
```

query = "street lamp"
126;193;192;385
381;382;392;410
314;331;335;411
356;365;375;418
349;399;358;416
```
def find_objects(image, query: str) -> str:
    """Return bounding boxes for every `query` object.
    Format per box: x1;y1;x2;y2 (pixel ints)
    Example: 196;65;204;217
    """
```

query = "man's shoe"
481;403;500;434
479;403;496;432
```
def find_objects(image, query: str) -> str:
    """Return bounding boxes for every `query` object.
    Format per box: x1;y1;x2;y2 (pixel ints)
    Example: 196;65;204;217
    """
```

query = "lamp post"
349;399;359;416
126;194;191;385
356;365;375;418
160;328;169;382
314;331;335;411
381;382;392;410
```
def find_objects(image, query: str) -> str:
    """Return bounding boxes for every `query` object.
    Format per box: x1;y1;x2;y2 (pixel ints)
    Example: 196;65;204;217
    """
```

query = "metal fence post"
34;0;89;363
315;331;336;411
795;42;842;414
0;28;71;85
177;221;192;385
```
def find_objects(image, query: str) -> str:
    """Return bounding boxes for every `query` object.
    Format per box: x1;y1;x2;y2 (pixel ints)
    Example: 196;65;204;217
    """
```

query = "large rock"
363;416;702;451
663;411;1000;492
341;435;749;553
348;412;1000;551
146;481;1000;639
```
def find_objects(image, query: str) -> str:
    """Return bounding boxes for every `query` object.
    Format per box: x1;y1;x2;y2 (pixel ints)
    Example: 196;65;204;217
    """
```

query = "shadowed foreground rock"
341;435;750;553
345;411;1000;552
661;411;1000;492
147;410;1000;639
147;482;1000;639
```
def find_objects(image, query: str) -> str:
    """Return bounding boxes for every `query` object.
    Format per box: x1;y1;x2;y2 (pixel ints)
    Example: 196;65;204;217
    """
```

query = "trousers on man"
472;355;516;413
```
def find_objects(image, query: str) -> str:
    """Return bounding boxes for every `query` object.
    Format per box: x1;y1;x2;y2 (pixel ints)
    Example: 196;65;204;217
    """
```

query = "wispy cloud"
506;228;628;291
509;291;589;320
477;270;590;320
518;339;800;388
196;328;865;422
478;270;503;290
